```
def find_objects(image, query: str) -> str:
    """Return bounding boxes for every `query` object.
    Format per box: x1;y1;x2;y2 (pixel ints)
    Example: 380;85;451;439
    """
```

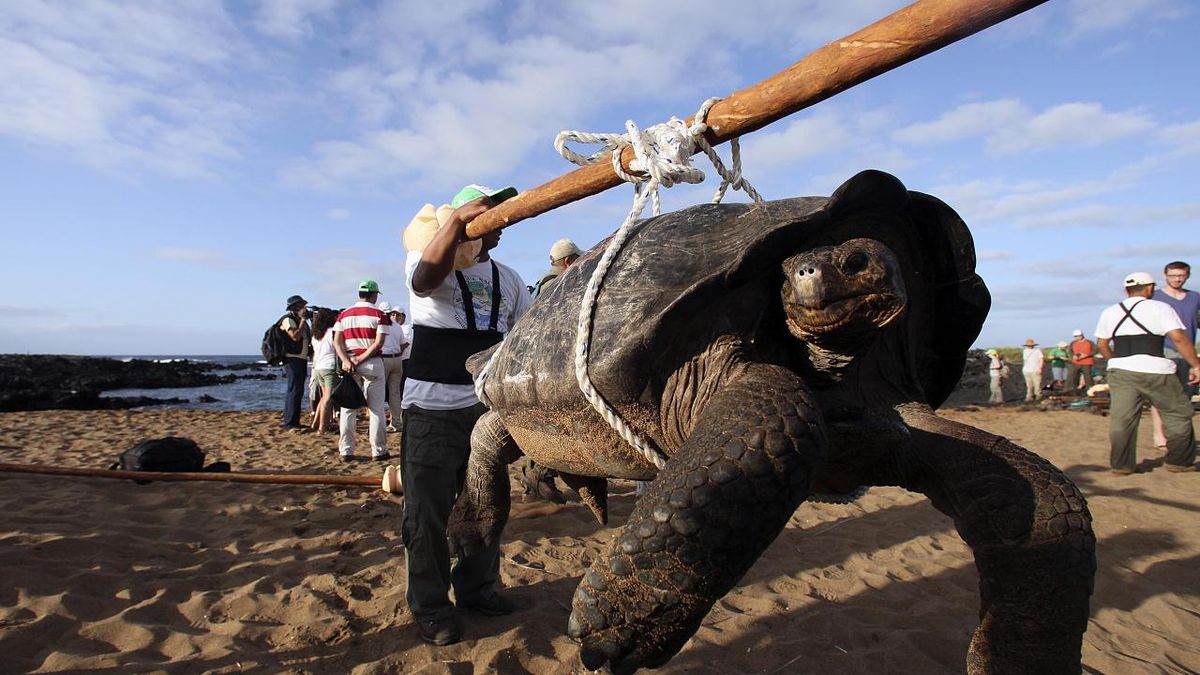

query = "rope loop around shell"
550;97;766;470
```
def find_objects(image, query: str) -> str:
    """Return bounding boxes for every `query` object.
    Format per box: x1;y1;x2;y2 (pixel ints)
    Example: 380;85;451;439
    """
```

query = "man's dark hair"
1126;283;1154;294
1164;261;1191;274
359;291;372;300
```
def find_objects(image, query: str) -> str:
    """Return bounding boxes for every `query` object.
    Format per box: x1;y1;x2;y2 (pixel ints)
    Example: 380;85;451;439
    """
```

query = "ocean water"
100;355;289;412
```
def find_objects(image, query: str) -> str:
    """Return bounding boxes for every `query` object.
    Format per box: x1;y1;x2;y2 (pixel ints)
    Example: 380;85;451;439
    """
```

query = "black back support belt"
407;261;505;385
1110;299;1165;358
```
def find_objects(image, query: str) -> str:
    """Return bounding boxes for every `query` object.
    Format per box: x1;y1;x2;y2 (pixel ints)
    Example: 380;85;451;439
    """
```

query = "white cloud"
253;0;338;41
0;2;252;178
279;0;912;193
893;100;1026;145
325;208;351;220
977;250;1014;261
1065;0;1190;40
895;100;1153;155
990;103;1153;154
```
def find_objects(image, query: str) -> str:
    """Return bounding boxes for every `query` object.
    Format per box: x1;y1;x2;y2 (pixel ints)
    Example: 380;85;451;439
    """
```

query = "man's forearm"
356;336;385;361
412;216;466;295
1097;338;1113;359
1167;330;1200;368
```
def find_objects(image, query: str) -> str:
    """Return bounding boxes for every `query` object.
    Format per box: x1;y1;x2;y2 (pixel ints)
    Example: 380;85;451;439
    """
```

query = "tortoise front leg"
448;410;522;558
890;404;1095;674
569;364;825;672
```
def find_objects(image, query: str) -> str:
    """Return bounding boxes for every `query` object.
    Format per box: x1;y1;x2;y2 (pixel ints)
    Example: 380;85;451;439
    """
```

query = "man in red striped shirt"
333;279;392;461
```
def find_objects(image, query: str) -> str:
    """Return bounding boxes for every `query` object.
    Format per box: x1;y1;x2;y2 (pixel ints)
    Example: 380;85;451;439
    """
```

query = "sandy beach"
0;406;1196;674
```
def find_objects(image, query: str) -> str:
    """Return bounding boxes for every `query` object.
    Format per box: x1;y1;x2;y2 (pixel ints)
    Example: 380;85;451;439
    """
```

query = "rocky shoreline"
0;355;270;412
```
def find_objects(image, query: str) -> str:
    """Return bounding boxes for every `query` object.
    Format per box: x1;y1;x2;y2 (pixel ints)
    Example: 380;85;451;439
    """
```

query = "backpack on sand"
261;313;301;366
109;437;230;484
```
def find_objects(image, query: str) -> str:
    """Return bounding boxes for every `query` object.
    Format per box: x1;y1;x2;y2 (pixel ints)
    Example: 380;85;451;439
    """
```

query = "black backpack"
108;437;230;483
261;312;301;366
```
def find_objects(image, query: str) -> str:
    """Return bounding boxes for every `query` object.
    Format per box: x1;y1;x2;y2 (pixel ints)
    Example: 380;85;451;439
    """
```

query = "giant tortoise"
449;170;1095;673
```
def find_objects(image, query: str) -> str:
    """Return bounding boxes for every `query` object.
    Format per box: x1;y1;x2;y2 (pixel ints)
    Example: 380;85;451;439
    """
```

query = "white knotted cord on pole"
552;97;765;469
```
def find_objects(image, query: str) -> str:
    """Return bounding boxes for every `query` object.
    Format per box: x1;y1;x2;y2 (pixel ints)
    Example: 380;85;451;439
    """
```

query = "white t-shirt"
1022;347;1044;374
403;250;532;410
311;331;337;370
380;317;410;357
1094;297;1185;374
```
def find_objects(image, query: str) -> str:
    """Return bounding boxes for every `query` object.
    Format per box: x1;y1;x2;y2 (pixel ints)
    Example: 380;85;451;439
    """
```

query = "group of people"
986;329;1101;405
988;262;1199;475
276;184;586;647
277;285;412;460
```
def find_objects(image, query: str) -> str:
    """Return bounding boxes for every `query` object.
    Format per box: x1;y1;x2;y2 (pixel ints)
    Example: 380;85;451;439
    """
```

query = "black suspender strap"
454;270;477;330
1112;299;1153;335
454;261;502;331
489;261;501;331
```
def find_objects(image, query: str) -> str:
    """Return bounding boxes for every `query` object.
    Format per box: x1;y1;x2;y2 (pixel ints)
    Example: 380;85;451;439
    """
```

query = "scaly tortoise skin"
449;170;1095;673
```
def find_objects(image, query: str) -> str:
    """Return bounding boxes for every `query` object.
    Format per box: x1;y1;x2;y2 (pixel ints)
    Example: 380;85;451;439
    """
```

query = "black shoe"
459;593;515;617
339;454;355;463
372;452;392;462
416;615;462;646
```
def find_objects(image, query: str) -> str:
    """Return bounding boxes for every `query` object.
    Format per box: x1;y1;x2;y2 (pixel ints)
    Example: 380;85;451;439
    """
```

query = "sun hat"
1057;341;1068;348
986;348;999;357
450;184;518;209
359;279;381;294
550;238;582;263
286;294;307;309
1123;271;1154;288
1024;338;1037;347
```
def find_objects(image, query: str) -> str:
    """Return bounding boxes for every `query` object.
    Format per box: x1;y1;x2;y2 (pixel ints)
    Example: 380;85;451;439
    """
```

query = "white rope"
554;97;765;470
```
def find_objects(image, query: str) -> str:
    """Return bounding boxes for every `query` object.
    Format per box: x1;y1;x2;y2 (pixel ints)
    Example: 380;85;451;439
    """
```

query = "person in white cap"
1094;271;1200;474
1021;338;1044;402
1066;329;1096;394
375;302;410;434
533;238;583;298
985;348;1007;405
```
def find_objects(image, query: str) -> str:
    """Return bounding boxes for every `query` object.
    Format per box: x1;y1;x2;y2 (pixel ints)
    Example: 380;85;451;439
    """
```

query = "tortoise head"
781;238;906;351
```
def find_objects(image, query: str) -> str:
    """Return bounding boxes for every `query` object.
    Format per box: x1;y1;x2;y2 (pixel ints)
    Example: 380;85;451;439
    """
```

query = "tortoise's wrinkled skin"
449;171;1094;673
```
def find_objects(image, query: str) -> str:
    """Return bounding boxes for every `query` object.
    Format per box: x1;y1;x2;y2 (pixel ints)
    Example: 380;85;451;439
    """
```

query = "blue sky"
1;0;1196;355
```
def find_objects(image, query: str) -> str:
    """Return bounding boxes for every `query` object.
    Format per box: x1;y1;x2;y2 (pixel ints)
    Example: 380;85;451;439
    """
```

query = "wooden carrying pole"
0;462;380;487
465;0;1048;239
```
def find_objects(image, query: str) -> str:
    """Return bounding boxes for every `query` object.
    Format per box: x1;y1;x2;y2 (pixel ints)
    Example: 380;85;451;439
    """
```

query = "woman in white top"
308;309;340;433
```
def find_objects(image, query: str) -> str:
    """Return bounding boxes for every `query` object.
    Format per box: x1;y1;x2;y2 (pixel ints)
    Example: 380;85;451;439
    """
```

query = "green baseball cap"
358;279;381;293
450;184;518;208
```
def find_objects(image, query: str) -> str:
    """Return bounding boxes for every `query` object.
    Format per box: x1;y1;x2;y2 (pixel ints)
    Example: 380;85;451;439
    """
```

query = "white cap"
377;301;392;313
1124;271;1154;287
1072;329;1083;337
550;238;582;263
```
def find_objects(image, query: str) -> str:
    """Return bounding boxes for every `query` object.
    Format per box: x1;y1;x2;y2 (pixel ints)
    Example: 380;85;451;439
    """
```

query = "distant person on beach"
376;302;410;434
1150;261;1200;451
1067;329;1096;394
1021;338;1044;402
308;309;339;433
986;348;1007;405
533;238;582;298
280;294;311;432
401;184;531;646
1095;272;1200;475
332;280;392;462
1047;341;1069;391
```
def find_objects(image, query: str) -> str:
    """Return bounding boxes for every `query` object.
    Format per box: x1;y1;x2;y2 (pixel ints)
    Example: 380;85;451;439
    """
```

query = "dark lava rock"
0;355;263;412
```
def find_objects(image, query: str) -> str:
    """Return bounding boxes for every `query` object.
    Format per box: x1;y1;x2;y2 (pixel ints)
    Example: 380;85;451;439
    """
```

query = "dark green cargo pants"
1108;368;1196;471
400;403;501;621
